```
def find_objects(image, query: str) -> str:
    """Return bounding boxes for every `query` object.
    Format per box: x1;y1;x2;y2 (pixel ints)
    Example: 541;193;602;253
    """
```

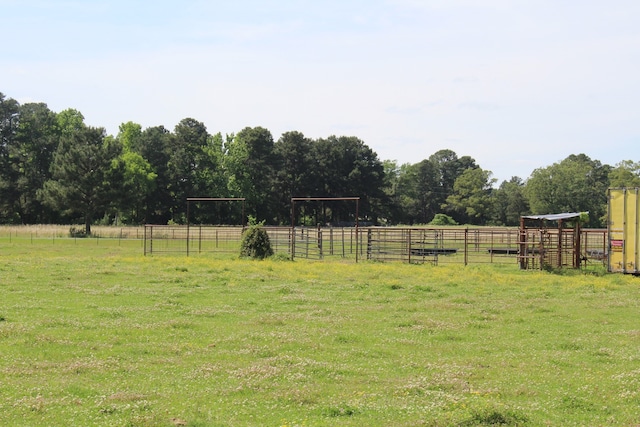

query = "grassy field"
1;236;640;426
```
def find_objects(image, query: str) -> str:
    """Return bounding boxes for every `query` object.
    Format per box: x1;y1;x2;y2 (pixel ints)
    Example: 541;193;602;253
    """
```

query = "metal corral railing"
142;225;609;267
516;228;608;270
289;226;361;260
144;225;245;255
365;227;523;265
143;225;359;258
517;228;577;270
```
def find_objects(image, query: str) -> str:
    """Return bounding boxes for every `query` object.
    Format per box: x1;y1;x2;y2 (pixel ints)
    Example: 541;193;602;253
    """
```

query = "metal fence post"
464;228;468;266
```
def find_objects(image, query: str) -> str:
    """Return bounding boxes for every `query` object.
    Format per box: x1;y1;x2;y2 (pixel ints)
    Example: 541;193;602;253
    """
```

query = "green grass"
1;237;639;426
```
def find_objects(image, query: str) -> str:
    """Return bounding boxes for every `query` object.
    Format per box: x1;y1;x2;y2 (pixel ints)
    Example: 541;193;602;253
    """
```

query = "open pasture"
1;236;639;426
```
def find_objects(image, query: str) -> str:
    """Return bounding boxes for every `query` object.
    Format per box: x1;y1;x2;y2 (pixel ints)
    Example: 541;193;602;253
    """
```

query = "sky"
3;0;640;183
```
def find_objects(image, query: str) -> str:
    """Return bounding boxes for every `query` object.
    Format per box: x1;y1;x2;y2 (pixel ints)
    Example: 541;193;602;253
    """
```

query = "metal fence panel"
142;225;608;270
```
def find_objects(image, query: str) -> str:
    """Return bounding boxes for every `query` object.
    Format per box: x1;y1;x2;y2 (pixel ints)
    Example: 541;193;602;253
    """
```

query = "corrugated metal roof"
521;212;585;221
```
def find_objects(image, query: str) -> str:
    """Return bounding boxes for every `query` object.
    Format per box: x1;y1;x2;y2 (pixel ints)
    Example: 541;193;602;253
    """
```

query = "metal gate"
292;227;323;259
366;228;442;264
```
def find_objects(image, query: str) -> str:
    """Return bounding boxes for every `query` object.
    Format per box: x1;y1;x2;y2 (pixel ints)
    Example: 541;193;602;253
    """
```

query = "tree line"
1;92;639;233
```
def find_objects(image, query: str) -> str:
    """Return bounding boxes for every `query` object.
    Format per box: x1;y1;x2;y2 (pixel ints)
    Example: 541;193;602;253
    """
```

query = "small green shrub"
429;213;458;226
240;225;273;259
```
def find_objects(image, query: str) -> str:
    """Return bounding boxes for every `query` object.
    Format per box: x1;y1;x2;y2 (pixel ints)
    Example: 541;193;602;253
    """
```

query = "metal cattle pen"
364;227;524;265
143;224;608;269
518;213;586;270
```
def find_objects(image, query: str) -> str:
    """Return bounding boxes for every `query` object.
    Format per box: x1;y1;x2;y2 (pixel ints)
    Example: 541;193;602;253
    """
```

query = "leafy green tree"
348;138;388;223
428;149;478;219
445;167;496;225
135;125;174;224
391;159;440;224
412;159;440;224
40;126;123;234
225;126;276;223
310;136;386;224
393;162;419;224
192;132;230;223
118;121;142;151
114;122;157;223
116;150;157;224
379;160;403;224
491;177;530;226
525;154;610;227
180;132;231;225
608;160;640;188
166;118;211;222
273;131;314;224
0;93;20;223
310;136;344;198
10;102;60;223
57;108;85;137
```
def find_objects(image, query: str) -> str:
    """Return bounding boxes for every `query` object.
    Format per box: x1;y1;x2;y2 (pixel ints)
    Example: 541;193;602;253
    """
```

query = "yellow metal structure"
608;187;640;274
